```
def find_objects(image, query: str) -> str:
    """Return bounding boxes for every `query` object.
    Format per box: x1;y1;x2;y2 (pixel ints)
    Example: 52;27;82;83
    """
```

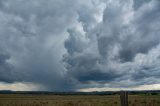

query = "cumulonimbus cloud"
63;0;160;89
0;0;160;91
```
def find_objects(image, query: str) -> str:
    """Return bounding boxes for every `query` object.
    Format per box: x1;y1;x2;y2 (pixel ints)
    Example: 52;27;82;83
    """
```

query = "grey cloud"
0;0;160;91
0;0;105;91
99;0;160;62
65;29;88;55
0;0;80;91
0;52;18;83
63;0;160;89
133;0;151;10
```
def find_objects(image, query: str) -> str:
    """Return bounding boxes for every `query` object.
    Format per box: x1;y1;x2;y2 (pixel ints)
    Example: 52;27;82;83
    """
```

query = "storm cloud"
0;0;160;91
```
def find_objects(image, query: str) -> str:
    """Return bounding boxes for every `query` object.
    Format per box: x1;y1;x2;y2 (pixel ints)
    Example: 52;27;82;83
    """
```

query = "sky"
0;0;160;91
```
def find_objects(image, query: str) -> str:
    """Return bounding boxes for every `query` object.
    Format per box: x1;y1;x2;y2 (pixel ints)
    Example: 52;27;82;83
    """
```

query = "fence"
120;91;128;106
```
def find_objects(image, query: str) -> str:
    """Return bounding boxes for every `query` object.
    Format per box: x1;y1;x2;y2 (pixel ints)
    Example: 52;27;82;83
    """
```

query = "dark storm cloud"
0;0;104;91
118;0;160;62
0;0;81;91
64;0;160;89
63;54;121;83
0;52;19;83
0;53;12;82
0;0;160;91
133;0;151;10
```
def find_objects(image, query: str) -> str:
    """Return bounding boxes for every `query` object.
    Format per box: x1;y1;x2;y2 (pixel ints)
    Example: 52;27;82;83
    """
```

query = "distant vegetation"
0;90;160;95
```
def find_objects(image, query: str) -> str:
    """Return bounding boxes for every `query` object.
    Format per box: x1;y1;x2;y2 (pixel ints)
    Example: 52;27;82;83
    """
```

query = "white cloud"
0;82;45;91
79;83;160;92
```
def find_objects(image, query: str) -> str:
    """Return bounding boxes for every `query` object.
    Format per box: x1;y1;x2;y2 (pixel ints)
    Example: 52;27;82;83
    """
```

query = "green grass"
0;94;160;106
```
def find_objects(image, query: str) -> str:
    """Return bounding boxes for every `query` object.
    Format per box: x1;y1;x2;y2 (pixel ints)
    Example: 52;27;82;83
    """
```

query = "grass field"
0;94;160;106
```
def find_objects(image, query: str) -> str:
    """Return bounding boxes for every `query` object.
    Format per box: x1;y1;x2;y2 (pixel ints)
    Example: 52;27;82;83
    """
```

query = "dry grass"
128;95;160;106
0;94;159;106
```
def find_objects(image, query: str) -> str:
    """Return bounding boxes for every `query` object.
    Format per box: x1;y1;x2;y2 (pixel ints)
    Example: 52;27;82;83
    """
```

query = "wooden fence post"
120;91;128;106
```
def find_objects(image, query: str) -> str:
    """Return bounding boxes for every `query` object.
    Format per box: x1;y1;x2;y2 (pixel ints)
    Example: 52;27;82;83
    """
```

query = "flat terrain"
0;94;160;106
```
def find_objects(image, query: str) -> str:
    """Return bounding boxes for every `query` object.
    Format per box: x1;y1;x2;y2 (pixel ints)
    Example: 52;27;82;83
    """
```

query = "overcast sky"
0;0;160;91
